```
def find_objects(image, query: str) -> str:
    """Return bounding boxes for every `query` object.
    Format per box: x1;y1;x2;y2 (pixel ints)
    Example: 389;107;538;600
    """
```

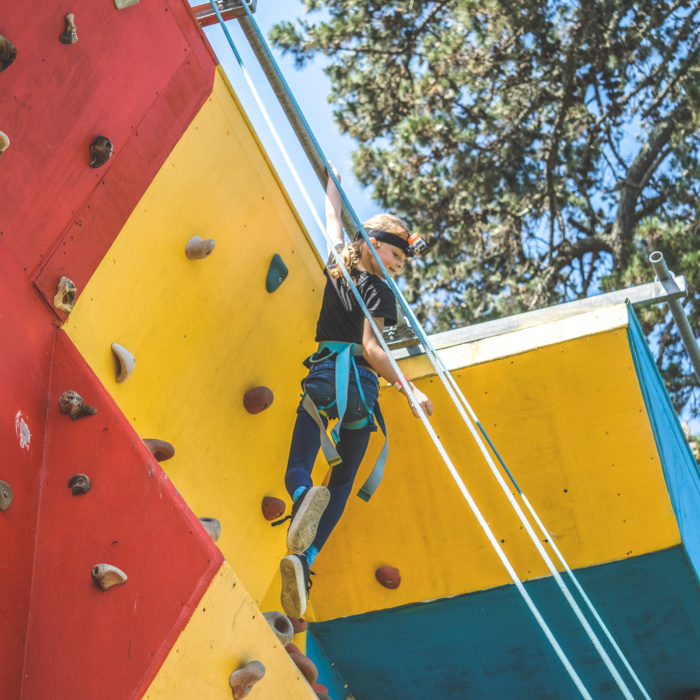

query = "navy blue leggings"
284;360;378;553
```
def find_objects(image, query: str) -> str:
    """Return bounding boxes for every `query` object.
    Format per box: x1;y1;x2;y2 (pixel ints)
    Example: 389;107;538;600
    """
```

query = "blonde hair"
328;214;409;279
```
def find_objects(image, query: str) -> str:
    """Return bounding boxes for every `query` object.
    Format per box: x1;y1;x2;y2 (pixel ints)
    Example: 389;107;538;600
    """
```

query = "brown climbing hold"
89;136;113;168
53;276;76;313
0;131;10;159
243;386;274;414
288;652;318;686
375;565;401;589
228;660;265;699
199;517;221;542
288;616;307;634
185;235;216;259
68;474;91;495
59;13;78;44
0;35;17;72
0;480;13;512
284;642;302;655
91;563;127;590
59;390;97;420
262;496;286;521
312;683;329;695
263;611;294;646
143;438;175;461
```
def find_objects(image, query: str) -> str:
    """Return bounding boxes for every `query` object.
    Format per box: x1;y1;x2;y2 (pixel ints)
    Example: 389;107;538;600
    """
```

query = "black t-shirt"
315;253;397;359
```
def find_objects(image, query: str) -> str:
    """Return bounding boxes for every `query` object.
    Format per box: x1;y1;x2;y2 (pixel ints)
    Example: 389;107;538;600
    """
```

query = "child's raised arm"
325;162;344;250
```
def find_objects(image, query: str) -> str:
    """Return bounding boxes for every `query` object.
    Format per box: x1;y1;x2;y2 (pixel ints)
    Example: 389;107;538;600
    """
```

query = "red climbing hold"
312;683;329;695
288;616;307;634
284;642;302;655
288;652;318;686
375;565;401;589
262;496;286;521
243;386;274;414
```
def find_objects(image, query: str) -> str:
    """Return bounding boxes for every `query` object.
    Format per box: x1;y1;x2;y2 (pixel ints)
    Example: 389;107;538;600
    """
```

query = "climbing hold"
288;652;318;686
314;693;332;700
288;616;307;634
262;496;286;521
312;683;329;695
243;386;274;414
59;13;78;44
228;660;265;699
68;474;91;495
265;254;288;293
0;35;17;72
375;565;401;589
0;130;10;159
199;517;221;542
142;438;175;461
0;480;13;512
111;342;135;383
91;563;127;590
114;0;139;8
53;276;77;313
263;611;294;646
59;390;97;420
89;136;113;168
185;235;216;259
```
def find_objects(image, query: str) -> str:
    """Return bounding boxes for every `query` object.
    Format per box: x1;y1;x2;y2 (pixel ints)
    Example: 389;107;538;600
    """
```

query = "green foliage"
271;0;700;419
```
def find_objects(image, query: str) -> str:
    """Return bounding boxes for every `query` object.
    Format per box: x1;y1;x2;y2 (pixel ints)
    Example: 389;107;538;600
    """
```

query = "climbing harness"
210;5;650;698
301;341;389;501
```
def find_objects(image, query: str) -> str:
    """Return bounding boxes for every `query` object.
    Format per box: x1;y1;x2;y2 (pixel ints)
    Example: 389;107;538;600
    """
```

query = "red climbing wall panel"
20;329;223;700
0;0;215;305
0;244;56;700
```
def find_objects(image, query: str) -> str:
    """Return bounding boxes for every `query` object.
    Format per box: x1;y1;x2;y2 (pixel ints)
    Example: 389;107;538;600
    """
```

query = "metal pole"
649;250;700;384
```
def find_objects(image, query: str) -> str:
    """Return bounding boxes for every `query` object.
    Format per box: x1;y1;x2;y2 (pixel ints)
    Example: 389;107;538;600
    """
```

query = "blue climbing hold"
266;254;288;293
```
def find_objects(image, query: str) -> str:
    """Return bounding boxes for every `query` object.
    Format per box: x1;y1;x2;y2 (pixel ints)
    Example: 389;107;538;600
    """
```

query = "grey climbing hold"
0;131;10;159
199;517;221;542
53;276;77;313
114;0;140;8
0;34;17;72
91;563;128;590
89;136;113;168
59;13;78;44
185;235;216;259
0;480;13;512
59;390;97;419
265;254;288;293
68;474;91;495
263;611;294;646
111;342;135;383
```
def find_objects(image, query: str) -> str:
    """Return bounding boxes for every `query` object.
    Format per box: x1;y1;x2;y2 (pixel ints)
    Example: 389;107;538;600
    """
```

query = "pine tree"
271;0;700;418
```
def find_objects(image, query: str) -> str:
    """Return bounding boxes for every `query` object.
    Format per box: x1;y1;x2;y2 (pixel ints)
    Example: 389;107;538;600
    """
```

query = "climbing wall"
308;305;700;698
1;2;324;698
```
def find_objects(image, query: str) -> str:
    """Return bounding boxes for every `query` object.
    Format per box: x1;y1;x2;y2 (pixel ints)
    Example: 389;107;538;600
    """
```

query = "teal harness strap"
356;403;388;502
301;341;389;500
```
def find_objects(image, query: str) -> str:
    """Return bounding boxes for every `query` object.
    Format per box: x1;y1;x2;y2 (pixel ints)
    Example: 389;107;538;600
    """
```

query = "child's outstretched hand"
404;381;433;418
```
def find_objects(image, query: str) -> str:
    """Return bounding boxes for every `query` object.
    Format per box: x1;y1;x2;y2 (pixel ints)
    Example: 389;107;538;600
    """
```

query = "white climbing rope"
209;7;648;698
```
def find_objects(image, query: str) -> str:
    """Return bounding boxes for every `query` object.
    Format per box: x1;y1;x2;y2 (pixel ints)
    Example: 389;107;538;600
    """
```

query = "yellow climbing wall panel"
65;67;327;605
144;561;314;699
311;311;680;620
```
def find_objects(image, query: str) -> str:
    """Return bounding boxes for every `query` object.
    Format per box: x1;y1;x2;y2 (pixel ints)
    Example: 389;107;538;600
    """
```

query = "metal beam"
388;276;688;355
191;0;256;27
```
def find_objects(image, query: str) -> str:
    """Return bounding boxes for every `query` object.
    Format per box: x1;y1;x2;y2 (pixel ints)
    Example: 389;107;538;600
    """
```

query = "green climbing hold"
265;254;288;293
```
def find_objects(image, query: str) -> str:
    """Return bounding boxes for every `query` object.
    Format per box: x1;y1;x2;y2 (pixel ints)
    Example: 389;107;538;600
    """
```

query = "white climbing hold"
185;235;216;259
111;343;135;383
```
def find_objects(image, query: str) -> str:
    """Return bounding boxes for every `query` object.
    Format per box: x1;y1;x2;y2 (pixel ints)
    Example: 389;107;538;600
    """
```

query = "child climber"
277;167;433;619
